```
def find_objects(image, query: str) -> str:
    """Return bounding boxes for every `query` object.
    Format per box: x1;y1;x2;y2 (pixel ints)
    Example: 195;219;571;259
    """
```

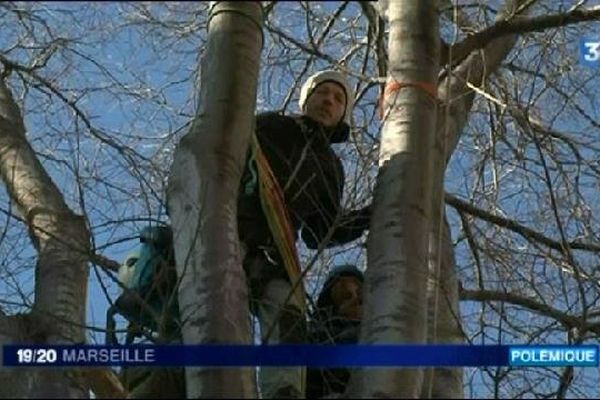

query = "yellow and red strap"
250;134;306;314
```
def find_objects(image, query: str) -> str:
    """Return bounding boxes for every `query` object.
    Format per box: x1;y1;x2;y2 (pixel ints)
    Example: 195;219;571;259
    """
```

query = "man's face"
330;276;363;321
304;81;346;128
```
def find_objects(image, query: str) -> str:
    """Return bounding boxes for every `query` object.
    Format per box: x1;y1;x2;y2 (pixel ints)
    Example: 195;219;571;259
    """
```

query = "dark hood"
316;264;364;309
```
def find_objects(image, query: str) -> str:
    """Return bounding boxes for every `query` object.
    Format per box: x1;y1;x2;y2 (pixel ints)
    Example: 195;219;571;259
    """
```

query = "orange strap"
378;80;438;119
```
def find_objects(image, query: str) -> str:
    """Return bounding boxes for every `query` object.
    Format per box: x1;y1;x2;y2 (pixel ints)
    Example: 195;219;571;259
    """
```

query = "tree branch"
447;5;600;66
358;1;388;78
445;193;600;253
460;287;600;336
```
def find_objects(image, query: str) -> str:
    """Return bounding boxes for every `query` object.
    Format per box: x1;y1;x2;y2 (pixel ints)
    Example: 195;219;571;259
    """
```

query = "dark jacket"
238;112;370;251
306;315;360;398
306;265;364;398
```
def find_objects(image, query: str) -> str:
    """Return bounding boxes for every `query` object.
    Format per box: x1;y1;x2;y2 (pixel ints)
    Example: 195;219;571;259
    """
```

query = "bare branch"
460;288;600;335
448;5;600;67
445;193;600;253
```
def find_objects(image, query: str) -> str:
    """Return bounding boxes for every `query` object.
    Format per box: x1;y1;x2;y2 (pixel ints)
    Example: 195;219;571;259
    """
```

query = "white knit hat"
299;70;354;125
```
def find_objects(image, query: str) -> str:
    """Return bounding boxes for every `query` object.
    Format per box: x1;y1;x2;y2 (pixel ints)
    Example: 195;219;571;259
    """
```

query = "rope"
378;80;438;119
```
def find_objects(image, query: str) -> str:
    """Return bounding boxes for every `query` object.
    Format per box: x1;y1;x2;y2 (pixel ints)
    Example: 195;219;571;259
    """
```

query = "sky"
0;1;599;397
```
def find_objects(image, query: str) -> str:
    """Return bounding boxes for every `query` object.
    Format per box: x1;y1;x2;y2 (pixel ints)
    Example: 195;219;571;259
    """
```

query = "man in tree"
239;70;371;398
306;264;364;398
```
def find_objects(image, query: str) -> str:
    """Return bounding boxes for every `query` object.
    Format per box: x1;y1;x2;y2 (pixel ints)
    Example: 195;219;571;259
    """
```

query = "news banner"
2;345;598;368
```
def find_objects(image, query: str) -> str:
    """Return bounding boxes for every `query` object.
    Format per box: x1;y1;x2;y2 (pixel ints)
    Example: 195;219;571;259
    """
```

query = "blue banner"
3;344;598;367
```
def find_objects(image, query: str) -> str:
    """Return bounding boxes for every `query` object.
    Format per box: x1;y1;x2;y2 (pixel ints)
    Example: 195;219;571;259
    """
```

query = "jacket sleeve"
301;205;371;250
300;159;371;250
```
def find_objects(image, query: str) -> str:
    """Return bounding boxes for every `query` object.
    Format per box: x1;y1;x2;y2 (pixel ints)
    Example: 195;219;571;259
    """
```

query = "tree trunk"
350;0;531;398
349;1;440;397
424;2;529;396
0;77;90;397
438;0;529;158
166;2;263;398
423;215;464;399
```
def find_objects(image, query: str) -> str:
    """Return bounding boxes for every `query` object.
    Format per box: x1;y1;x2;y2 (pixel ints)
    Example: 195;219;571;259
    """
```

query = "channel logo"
580;38;600;68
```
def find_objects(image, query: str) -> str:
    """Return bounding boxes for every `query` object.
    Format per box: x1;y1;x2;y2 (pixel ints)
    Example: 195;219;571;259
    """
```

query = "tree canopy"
0;1;599;398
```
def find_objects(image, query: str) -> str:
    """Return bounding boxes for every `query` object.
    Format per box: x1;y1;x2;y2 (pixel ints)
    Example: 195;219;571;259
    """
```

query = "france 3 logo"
580;38;600;67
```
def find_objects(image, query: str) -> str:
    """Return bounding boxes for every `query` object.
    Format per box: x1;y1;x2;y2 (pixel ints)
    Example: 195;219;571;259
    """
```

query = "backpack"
106;225;180;344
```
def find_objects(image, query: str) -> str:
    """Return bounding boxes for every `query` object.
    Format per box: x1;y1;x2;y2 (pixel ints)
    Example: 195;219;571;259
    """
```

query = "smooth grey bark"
166;2;263;398
423;215;464;399
0;77;90;397
348;1;440;398
426;2;530;395
349;0;530;398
